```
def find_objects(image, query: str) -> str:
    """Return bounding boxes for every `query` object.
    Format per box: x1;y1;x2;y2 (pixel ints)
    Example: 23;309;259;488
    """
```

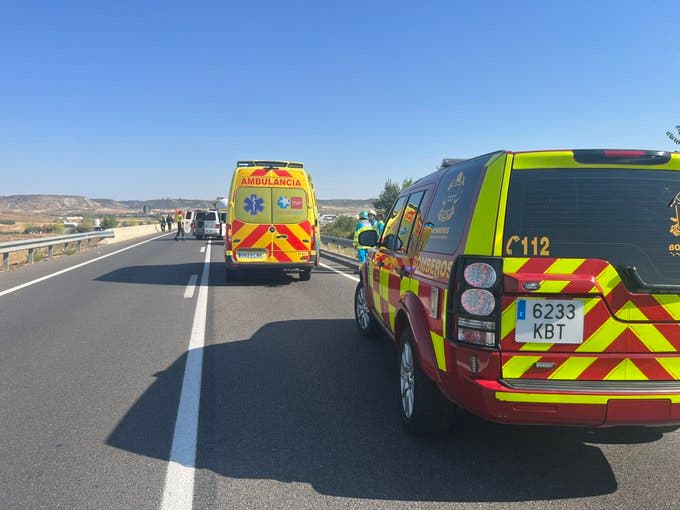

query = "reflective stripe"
547;357;596;380
430;331;447;371
657;358;680;379
604;359;649;381
575;317;627;353
629;324;675;352
545;258;586;274
495;391;680;405
379;269;390;300
535;280;572;293
502;355;541;378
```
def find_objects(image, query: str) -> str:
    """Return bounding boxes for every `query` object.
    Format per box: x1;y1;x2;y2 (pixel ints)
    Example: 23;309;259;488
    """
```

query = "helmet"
359;210;369;220
368;209;377;216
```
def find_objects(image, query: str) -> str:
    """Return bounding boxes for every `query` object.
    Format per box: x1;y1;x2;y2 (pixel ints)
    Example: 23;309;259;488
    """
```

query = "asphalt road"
1;232;680;509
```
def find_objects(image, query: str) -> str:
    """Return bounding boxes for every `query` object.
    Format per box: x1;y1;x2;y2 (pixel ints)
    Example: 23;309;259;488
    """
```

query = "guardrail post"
77;240;82;252
64;242;69;254
3;253;8;270
48;245;53;258
28;248;34;264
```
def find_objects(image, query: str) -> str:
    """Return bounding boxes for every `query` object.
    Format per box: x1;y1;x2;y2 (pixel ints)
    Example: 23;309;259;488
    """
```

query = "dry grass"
1;238;102;271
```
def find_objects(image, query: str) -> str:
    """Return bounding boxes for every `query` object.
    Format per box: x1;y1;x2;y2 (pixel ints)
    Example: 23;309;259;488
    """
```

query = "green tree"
372;178;413;217
323;215;356;239
101;216;118;229
76;216;94;233
52;219;65;234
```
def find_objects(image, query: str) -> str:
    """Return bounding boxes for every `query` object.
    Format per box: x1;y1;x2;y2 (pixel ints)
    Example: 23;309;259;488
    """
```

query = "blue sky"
1;1;678;200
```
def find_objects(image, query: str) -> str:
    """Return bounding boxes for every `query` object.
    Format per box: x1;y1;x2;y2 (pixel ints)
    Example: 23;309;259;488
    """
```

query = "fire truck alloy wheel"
400;341;416;418
398;329;453;436
354;282;379;337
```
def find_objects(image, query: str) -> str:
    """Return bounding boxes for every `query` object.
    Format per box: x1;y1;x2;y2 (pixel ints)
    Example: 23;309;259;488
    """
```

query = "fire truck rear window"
504;168;680;286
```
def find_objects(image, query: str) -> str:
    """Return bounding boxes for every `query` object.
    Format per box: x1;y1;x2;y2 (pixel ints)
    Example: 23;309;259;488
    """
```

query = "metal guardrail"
0;230;115;270
319;235;359;269
319;235;354;248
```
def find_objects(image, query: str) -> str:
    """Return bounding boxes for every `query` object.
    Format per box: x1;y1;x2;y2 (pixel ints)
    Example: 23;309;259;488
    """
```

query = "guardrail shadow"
105;319;629;503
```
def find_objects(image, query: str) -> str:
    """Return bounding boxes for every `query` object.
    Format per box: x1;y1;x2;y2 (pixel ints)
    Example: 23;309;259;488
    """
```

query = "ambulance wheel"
399;329;453;436
354;281;380;338
299;268;312;281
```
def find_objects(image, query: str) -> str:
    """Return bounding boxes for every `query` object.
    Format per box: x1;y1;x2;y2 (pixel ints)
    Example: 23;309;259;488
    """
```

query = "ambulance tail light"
225;224;232;251
451;257;502;349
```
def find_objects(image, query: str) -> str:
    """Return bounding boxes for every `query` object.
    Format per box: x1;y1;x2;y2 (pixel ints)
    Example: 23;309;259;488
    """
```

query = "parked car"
193;209;222;239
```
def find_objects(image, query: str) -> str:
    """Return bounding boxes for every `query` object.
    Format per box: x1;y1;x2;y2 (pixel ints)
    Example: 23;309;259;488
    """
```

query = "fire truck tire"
299;268;312;281
354;282;380;338
399;330;453;436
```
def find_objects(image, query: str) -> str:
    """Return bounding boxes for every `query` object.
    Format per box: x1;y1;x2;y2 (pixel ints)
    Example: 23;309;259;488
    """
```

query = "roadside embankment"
99;224;164;244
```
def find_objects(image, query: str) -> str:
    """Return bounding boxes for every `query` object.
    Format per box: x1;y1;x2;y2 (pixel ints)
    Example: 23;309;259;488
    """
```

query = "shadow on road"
103;319;639;503
95;262;301;287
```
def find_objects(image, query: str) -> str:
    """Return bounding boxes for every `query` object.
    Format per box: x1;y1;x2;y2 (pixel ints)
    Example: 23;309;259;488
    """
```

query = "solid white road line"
160;242;211;510
0;232;172;299
319;262;359;283
199;247;205;253
183;275;198;299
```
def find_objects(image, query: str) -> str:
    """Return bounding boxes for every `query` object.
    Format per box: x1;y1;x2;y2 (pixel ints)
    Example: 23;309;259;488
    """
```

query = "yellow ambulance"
224;160;320;281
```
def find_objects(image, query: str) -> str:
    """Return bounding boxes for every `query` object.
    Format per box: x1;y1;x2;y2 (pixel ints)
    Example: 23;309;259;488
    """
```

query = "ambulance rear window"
504;168;680;286
272;189;308;225
234;187;272;224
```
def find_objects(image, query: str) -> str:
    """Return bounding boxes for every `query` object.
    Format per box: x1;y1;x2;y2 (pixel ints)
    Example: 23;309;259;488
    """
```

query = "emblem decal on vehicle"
244;194;264;215
290;196;303;209
437;171;465;222
277;196;290;209
669;192;680;237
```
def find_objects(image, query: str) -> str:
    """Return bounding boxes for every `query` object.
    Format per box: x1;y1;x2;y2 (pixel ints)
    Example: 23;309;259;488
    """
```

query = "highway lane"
0;232;200;508
3;236;680;509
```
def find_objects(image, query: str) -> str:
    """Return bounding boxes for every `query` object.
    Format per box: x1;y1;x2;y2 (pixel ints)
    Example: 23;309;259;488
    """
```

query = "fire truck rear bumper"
459;378;680;427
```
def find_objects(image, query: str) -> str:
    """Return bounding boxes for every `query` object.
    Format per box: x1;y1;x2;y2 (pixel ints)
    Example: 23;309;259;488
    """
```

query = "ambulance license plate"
515;299;584;344
237;250;266;260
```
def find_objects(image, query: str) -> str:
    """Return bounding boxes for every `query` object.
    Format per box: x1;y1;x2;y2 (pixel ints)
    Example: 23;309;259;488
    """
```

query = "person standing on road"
166;214;174;231
175;212;185;240
353;210;374;265
159;215;166;231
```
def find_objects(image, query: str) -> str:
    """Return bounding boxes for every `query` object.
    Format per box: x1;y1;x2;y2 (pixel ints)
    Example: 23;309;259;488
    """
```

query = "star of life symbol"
277;196;290;209
244;194;264;215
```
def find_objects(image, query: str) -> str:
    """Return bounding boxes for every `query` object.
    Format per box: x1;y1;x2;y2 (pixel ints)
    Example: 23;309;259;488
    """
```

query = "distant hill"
0;195;214;215
0;195;107;214
0;194;371;216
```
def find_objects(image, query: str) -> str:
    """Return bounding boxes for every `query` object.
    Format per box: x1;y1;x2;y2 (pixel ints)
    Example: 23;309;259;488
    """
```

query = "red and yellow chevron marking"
230;219;312;264
368;255;448;371
502;353;680;381
501;257;680;380
271;220;313;262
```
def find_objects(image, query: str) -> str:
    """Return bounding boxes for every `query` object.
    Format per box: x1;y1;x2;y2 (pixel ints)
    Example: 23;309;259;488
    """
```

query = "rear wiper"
625;266;680;294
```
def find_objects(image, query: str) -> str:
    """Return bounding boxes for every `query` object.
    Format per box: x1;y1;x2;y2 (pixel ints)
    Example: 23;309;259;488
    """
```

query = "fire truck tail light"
460;288;495;316
452;256;503;350
457;327;496;348
464;262;497;288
